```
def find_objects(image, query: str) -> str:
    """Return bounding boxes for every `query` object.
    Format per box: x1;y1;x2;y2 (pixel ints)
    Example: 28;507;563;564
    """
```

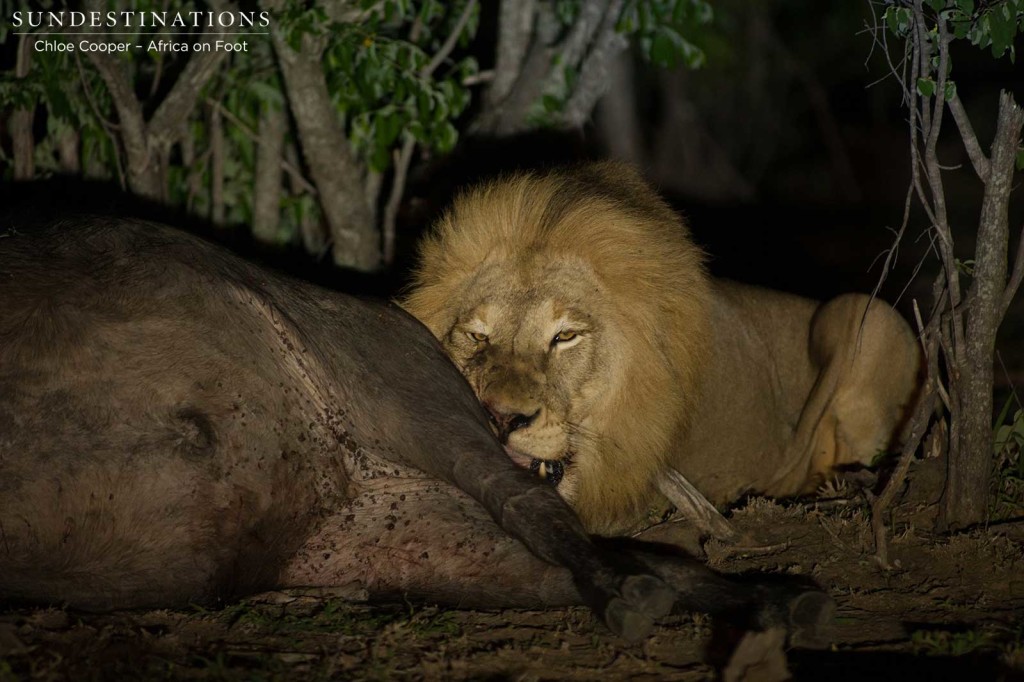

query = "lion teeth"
528;458;565;487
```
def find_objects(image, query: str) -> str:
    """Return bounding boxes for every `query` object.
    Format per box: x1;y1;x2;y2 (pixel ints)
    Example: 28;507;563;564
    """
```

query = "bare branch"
462;69;494;86
911;2;965;352
948;93;991;182
422;0;477;78
150;39;230;146
210;101;225;225
1003;223;1024;318
383;136;415;266
270;18;379;269
561;0;611;67
871;332;937;568
561;0;628;128
253;102;288;244
208;97;317;195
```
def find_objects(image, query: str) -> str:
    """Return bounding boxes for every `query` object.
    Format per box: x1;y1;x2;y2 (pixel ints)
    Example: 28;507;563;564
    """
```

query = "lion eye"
552;330;578;345
467;331;489;343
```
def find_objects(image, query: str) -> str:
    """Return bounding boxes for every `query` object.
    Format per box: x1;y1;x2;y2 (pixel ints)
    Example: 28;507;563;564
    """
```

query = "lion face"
436;256;623;503
403;163;711;534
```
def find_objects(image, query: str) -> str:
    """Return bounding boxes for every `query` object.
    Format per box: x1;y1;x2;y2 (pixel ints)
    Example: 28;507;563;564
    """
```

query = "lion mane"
403;163;712;533
404;162;921;537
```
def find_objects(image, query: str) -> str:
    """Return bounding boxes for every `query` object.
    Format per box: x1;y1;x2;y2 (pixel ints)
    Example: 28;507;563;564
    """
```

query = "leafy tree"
868;0;1024;559
0;0;710;270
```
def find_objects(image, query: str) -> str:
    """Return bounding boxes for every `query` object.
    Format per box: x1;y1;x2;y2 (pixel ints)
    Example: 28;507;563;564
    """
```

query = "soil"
3;485;1024;681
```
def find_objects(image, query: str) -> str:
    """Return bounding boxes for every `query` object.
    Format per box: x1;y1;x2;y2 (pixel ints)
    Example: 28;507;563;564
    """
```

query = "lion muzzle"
485;402;540;442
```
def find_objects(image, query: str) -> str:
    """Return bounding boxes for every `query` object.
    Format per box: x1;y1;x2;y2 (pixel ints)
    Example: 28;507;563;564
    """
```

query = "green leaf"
955;0;974;14
651;31;674;66
369;144;390;172
917;77;936;97
927;0;947;11
987;6;1015;57
1016;148;1024;171
884;6;912;35
249;81;284;108
434;121;458;153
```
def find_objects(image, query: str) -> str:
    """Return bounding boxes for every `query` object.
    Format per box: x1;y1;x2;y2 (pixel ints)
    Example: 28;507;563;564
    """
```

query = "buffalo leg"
281;476;833;646
281;473;674;641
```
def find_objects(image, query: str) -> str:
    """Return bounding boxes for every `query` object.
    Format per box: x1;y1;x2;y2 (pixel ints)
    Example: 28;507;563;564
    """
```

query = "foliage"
0;0;709;261
279;0;478;171
538;0;712;119
619;0;713;68
991;400;1024;517
884;0;1024;104
873;0;1024;531
911;627;997;656
885;0;1024;59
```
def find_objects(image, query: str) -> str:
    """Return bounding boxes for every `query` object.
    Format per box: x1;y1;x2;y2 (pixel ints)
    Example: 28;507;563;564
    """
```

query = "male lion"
403;162;922;536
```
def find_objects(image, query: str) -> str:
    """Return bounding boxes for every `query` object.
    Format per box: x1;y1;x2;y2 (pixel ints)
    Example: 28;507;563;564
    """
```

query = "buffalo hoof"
603;574;677;642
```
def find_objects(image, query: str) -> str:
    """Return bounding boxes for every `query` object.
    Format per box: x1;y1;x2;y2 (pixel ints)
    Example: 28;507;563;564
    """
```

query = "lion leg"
775;294;921;493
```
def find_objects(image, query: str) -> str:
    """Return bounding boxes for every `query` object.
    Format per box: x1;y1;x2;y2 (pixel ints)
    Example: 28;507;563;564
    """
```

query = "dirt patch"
3;498;1024;680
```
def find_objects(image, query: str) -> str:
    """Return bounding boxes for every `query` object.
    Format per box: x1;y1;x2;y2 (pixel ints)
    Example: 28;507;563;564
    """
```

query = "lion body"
404;163;921;535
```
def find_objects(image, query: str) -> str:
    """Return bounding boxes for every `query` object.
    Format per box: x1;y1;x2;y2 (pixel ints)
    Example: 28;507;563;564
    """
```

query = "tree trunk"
939;92;1024;529
210;102;225;226
474;3;559;136
594;51;643;164
476;0;629;135
57;129;81;174
82;0;227;201
271;31;379;271
284;144;328;258
253;103;287;244
11;35;34;181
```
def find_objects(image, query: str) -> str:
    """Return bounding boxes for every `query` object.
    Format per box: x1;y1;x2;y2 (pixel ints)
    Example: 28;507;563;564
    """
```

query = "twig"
209;101;225;225
382;135;415;266
912;2;965;355
871;308;939;569
947;92;991;182
377;0;475;263
707;541;792;560
869;173;915;303
73;52;126;189
462;69;494;86
205;97;317;196
149;42;230;148
73;52;120;133
422;0;477;78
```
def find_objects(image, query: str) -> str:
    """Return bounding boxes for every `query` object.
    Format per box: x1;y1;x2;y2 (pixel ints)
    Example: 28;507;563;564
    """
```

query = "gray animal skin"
0;218;833;643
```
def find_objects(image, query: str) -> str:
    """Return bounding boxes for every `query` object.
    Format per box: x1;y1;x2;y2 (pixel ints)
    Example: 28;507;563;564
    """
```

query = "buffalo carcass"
0;217;832;643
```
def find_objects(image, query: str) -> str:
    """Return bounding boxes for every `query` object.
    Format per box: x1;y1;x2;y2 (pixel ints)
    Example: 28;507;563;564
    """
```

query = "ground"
3;492;1024;681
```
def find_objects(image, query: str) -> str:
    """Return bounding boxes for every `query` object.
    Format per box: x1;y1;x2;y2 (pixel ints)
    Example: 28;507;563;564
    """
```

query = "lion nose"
485;404;539;442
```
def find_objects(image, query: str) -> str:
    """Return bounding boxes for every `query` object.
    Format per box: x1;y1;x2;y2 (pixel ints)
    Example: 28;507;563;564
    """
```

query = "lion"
402;162;922;537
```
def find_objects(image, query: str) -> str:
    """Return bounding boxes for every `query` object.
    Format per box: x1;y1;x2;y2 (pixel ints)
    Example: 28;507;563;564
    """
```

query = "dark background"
2;1;1022;376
